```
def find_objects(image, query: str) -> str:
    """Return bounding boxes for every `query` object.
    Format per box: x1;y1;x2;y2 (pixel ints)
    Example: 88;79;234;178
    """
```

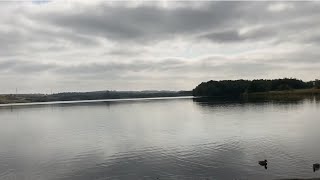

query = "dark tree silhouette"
193;78;315;97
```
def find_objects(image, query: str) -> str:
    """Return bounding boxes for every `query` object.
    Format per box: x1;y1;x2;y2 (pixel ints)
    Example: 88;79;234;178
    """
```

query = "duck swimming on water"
259;159;268;166
258;159;268;169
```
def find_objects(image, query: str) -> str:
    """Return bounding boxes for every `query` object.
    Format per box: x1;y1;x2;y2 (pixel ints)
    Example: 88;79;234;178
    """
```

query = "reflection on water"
0;97;320;179
313;164;320;172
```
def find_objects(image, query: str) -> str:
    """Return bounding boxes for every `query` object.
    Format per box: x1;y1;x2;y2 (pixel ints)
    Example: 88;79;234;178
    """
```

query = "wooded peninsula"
192;78;320;98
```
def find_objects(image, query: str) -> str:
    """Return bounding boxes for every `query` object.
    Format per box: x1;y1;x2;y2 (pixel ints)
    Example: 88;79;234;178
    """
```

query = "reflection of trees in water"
192;96;320;109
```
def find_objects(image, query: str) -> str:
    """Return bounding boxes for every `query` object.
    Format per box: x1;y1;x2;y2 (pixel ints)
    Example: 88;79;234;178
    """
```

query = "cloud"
198;28;276;43
267;2;294;12
26;2;247;43
0;60;56;73
0;1;320;93
27;1;320;44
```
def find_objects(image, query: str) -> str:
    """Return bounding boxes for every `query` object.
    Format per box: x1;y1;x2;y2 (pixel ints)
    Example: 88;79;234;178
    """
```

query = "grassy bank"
247;88;320;99
249;88;320;96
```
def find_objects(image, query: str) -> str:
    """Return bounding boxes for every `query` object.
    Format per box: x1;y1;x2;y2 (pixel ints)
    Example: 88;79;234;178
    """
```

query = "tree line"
193;78;320;97
45;90;191;101
0;90;192;104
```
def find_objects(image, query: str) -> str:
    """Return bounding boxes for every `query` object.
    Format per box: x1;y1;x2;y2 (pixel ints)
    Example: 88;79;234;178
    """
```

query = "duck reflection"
313;163;319;172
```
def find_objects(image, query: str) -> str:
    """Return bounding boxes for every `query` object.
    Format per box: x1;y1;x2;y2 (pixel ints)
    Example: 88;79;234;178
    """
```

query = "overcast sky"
1;1;320;93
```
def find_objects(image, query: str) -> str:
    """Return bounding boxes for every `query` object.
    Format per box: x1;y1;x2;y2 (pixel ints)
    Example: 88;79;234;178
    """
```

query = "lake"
0;97;320;180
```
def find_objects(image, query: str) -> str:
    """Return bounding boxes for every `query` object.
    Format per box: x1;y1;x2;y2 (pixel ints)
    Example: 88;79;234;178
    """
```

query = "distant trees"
0;90;193;104
193;78;316;97
248;80;271;92
46;90;192;101
192;80;250;96
315;79;320;89
270;78;310;90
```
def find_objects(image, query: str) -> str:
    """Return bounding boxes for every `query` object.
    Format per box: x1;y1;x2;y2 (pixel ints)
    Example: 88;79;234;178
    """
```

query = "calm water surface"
1;97;320;180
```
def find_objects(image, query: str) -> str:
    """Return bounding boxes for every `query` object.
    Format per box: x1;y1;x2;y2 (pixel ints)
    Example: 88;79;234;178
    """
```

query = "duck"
313;163;320;172
259;159;268;166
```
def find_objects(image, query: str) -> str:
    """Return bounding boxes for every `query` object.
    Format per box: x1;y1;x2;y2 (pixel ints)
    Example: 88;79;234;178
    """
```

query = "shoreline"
248;88;320;96
0;90;192;105
1;88;319;106
0;96;194;107
246;88;320;100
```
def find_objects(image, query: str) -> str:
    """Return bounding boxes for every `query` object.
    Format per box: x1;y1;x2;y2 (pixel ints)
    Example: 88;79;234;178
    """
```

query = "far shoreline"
0;96;194;107
248;88;320;96
246;88;320;99
2;88;320;106
0;90;192;105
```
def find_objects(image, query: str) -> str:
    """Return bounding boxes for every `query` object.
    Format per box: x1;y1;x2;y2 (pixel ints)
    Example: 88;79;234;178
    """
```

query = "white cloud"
267;2;294;12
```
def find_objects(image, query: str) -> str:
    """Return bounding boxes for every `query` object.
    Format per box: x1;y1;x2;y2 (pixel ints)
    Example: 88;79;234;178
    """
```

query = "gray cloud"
0;60;56;73
0;1;320;93
32;2;243;43
27;1;320;44
199;26;277;43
